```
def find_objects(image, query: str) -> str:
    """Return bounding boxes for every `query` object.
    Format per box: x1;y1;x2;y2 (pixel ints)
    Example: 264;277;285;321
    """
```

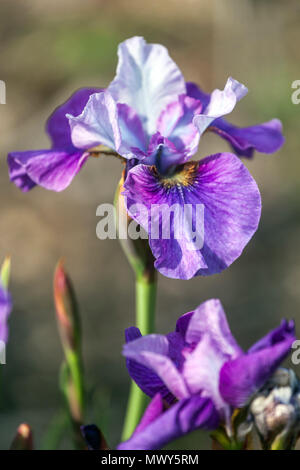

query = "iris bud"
250;368;300;449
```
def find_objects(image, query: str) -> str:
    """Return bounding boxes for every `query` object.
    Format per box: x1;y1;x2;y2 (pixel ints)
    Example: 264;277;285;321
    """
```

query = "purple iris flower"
119;299;295;450
8;37;283;279
0;281;12;343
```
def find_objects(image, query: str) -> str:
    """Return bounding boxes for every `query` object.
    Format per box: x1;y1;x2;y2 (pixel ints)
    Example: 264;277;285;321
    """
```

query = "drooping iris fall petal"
123;152;261;280
118;394;219;450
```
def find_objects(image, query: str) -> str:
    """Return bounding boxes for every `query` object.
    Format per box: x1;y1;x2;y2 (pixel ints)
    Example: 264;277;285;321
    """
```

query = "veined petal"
125;327;176;404
193;77;248;136
118;395;219;450
108;36;186;135
209;118;285;158
123;153;261;279
219;335;296;408
187;82;284;158
8;149;87;192
123;334;189;399
67;91;121;151
0;282;12;343
185;299;243;358
117;103;148;158
182;334;228;416
157;95;202;156
46;87;102;149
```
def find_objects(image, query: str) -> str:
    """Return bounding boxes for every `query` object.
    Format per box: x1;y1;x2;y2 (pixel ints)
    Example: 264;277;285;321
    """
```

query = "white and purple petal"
185;299;243;358
123;334;189;399
157;94;202;156
118;395;219;450
187;82;284;157
125;327;176;404
193;78;248;137
67;91;121;151
182;334;229;419
108;36;186;135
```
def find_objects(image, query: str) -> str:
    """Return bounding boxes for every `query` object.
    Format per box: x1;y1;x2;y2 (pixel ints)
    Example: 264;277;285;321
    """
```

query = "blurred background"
0;0;299;449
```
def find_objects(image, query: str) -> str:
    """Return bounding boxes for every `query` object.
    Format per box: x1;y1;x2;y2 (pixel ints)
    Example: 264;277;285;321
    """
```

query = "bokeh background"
0;0;299;449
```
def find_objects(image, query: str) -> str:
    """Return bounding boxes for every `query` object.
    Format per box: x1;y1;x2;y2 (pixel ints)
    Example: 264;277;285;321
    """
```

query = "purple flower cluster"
118;299;295;450
8;37;284;280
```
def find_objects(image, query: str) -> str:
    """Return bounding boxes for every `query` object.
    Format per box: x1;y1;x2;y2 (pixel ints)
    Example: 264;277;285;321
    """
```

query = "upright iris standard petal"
108;36;186;135
182;334;229;415
68;92;148;160
8;150;88;192
123;152;261;280
0;281;12;343
67;91;121;151
8;88;99;192
185;299;243;357
118;395;219;450
187;81;284;158
157;95;202;153
193;77;248;137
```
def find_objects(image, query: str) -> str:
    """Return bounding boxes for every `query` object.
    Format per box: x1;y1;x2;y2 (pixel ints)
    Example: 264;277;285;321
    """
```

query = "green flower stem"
65;349;85;422
136;273;157;336
114;176;158;442
121;271;157;442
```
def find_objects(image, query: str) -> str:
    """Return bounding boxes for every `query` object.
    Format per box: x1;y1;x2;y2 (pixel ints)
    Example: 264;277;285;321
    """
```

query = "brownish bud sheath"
54;259;80;354
10;423;33;450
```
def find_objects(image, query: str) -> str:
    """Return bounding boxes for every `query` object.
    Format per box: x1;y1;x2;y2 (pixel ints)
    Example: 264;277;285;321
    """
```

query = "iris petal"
187;81;284;157
185;299;243;358
125;327;176;404
47;87;101;149
123;152;261;279
118;395;218;450
67;91;121;151
193;77;248;137
123;334;189;399
8;149;87;192
108;36;186;135
219;335;296;408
